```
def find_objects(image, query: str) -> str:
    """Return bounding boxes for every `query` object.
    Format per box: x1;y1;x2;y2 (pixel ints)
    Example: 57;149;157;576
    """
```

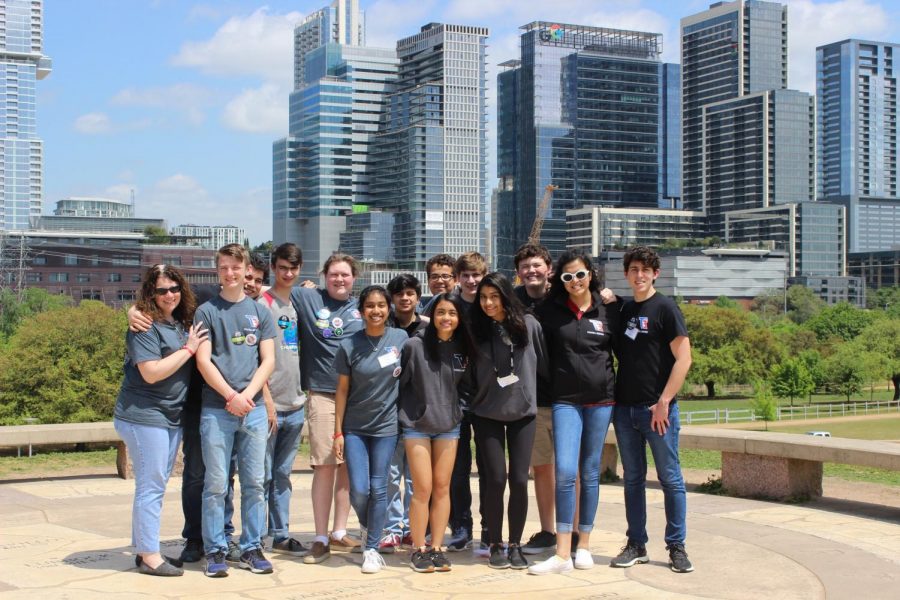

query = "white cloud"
785;0;891;93
364;0;439;48
111;83;217;126
104;183;137;202
73;112;113;134
171;7;301;87
221;83;288;134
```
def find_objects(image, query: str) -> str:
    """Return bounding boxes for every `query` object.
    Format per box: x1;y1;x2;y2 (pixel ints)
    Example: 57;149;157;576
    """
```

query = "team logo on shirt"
352;310;361;319
452;354;468;372
385;346;400;359
589;319;604;333
245;315;260;329
638;317;649;331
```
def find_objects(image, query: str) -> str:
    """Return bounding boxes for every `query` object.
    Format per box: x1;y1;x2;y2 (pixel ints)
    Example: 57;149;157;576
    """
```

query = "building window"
26;272;41;283
77;273;90;283
81;290;101;301
64;254;78;266
108;273;122;283
194;258;214;268
50;273;69;283
117;290;136;302
131;274;142;283
33;256;47;265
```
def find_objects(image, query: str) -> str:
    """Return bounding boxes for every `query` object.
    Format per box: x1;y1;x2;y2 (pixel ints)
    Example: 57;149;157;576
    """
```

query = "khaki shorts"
531;406;554;466
307;391;343;466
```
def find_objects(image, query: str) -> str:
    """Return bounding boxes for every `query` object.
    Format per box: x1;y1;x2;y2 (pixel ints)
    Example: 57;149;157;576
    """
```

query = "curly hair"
135;264;196;328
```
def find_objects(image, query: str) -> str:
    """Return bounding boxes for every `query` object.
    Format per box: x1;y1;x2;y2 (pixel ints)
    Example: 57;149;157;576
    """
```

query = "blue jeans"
613;403;687;546
383;440;412;537
552;403;614;534
265;407;305;541
181;408;236;542
200;403;268;554
344;432;399;550
114;418;182;553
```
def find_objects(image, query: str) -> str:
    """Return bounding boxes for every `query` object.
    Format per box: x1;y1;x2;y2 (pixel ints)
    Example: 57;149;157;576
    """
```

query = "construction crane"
528;184;557;245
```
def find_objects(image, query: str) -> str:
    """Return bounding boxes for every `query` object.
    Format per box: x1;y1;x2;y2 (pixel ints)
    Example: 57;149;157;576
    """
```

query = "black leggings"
473;414;536;545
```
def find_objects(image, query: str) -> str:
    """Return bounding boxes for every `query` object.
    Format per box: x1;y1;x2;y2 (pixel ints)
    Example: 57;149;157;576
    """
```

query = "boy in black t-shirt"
609;246;694;574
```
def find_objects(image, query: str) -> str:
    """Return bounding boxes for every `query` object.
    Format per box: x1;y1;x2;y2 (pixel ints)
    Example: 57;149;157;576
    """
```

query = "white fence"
681;399;900;425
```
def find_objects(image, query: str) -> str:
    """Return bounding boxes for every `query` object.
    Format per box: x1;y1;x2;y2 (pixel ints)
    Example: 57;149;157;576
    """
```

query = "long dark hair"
423;293;477;362
469;272;528;347
136;264;196;328
357;285;391;314
548;249;602;302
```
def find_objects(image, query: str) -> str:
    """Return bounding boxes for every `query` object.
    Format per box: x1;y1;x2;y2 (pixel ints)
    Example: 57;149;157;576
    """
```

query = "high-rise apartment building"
660;63;682;208
0;0;51;231
171;224;245;249
292;0;364;90
681;0;788;218
496;22;665;268
817;39;900;252
369;23;489;269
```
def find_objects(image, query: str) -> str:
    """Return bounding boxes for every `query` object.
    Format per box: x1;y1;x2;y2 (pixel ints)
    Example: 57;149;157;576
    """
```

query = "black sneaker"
271;537;310;557
430;549;451;572
522;530;556;555
667;544;694;573
446;528;473;552
179;539;204;563
488;544;510;569
410;549;435;573
237;548;274;574
507;543;528;570
225;539;241;563
609;541;649;568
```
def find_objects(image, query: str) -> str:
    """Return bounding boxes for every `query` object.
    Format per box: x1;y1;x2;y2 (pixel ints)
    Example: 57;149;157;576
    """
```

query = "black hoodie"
535;291;618;406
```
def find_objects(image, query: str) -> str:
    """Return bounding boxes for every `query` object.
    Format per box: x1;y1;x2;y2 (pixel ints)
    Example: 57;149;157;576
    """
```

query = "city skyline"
37;0;900;244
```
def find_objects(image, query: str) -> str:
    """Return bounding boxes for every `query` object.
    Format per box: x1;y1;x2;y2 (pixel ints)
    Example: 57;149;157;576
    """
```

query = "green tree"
866;286;900;314
797;349;826;395
850;318;900;400
750;289;786;324
713;295;739;309
251;240;274;256
143;225;170;244
0;301;125;424
805;302;875;342
785;285;825;324
751;381;777;431
823;347;865;402
771;357;815;406
0;287;72;341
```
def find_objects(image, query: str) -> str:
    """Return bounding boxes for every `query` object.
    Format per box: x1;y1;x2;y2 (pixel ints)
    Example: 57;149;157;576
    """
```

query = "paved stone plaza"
1;471;898;599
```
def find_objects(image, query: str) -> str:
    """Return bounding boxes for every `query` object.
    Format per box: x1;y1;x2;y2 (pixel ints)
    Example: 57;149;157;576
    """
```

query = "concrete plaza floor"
1;470;898;600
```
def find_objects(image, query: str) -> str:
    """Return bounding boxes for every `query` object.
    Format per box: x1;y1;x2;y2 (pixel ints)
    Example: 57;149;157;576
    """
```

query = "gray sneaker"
667;544;694;573
225;539;241;563
609;541;649;568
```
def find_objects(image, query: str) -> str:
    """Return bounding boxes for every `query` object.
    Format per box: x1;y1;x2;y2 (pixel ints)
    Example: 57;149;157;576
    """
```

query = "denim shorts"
402;424;461;440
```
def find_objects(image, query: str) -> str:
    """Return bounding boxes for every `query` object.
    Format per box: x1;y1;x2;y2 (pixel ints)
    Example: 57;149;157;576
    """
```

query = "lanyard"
489;322;515;376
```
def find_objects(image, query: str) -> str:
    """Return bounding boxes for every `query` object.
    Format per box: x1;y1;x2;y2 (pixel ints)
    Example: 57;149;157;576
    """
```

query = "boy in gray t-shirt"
195;244;276;578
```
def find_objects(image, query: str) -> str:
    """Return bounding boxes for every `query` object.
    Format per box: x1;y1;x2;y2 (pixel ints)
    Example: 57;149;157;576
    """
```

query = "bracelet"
332;432;343;440
181;345;195;356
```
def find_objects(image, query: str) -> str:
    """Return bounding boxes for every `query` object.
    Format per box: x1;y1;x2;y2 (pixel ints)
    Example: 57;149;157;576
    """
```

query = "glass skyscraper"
817;39;900;252
496;22;665;268
370;23;489;269
0;0;51;231
292;0;364;91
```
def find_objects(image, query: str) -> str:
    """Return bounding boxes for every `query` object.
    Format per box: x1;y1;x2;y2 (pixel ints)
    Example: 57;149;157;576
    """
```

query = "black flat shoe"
137;559;184;577
135;555;185;568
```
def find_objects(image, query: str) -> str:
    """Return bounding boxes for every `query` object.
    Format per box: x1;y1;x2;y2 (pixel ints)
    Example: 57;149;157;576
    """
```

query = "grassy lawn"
679;388;896;412
764;416;900;440
0;447;118;479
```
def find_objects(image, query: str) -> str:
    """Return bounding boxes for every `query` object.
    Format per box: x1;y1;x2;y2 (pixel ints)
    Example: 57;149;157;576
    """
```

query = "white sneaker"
361;548;385;574
527;554;573;575
574;548;594;570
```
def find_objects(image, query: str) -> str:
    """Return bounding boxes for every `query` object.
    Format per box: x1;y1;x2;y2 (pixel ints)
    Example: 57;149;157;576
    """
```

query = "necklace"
366;333;385;353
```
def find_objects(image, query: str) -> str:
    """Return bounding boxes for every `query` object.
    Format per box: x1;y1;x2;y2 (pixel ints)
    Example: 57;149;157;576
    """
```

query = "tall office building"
660;63;682;208
681;1;788;218
292;0;364;90
370;23;489;270
817;39;900;252
496;22;664;268
0;0;51;231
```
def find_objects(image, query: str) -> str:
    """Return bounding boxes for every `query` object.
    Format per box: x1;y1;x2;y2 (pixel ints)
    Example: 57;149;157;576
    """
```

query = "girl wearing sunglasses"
114;264;208;576
528;250;619;575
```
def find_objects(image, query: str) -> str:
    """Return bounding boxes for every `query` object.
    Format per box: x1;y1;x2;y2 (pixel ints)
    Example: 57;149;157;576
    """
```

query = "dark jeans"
449;410;486;537
180;406;236;542
473;413;535;545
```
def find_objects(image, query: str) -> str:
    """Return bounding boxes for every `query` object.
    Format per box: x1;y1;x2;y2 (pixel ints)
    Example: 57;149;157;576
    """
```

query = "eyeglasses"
154;285;182;296
429;273;454;281
560;270;589;283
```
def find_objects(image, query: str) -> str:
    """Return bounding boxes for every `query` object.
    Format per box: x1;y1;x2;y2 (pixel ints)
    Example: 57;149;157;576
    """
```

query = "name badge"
497;374;519;388
625;327;638;340
378;351;399;368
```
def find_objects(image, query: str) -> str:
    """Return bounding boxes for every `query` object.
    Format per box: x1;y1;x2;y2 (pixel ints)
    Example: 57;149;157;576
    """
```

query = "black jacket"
535;291;618;406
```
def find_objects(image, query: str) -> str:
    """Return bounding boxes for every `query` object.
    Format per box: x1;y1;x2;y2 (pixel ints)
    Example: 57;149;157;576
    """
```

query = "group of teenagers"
113;240;694;580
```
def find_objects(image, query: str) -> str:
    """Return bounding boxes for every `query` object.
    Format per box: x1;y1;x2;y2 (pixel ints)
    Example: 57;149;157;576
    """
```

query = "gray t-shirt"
334;328;408;437
114;321;192;429
290;287;364;393
195;295;278;408
260;291;305;412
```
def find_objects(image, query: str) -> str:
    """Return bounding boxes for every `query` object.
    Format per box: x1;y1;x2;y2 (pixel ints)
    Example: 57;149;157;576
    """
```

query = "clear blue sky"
38;0;900;244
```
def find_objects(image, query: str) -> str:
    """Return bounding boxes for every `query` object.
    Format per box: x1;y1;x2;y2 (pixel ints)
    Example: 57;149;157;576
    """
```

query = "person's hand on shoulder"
126;305;153;333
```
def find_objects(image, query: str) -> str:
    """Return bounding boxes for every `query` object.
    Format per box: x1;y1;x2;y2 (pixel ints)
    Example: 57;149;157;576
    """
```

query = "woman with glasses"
114;265;207;576
469;273;547;570
528;250;619;575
